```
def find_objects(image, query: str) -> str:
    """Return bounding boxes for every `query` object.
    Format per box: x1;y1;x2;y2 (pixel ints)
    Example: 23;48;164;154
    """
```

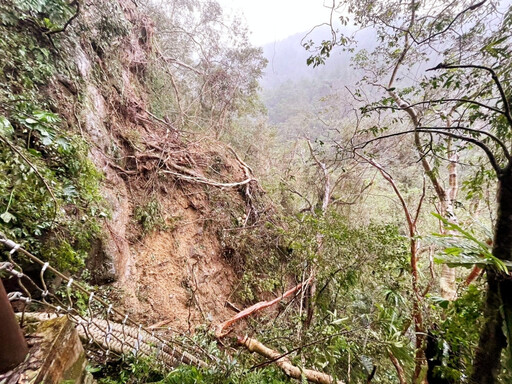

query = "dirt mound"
119;140;256;332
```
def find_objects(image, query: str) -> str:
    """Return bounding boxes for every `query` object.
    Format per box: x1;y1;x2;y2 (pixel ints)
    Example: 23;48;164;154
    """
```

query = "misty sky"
217;0;334;46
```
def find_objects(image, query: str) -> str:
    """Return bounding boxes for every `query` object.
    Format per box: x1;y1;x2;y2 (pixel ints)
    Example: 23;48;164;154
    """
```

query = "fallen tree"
215;278;312;338
238;336;344;384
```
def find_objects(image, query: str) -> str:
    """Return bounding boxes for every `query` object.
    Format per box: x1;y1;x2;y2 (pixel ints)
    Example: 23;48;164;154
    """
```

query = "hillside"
260;27;376;140
0;0;272;334
2;1;512;383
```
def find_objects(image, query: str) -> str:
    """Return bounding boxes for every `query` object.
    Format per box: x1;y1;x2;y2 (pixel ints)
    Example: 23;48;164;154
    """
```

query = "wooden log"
238;335;344;384
215;279;311;338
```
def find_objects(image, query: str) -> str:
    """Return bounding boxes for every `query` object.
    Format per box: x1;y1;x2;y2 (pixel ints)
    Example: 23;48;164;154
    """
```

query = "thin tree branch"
356;128;503;174
354;151;415;236
369;97;505;116
284;183;314;214
417;125;510;160
388;350;407;384
306;138;331;213
46;0;80;36
161;169;253;188
158;53;204;76
416;128;502;173
427;63;512;129
413;175;426;227
387;0;415;88
415;0;487;45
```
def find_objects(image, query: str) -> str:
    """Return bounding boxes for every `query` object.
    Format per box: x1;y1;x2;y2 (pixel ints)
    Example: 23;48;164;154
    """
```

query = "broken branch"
215;278;312;338
238;336;344;384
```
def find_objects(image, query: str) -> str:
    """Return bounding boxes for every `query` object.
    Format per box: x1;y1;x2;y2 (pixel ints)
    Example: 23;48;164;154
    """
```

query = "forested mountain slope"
2;0;512;383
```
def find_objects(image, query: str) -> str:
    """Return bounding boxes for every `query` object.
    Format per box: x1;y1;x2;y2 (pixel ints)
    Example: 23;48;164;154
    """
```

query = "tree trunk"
471;169;512;383
0;281;28;373
238;336;345;384
494;169;512;372
388;350;407;384
440;148;459;301
469;272;506;384
493;170;512;262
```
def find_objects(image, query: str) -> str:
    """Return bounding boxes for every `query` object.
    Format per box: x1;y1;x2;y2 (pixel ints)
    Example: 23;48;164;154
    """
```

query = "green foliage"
431;213;509;273
94;332;290;384
0;0;105;272
87;1;130;56
297;216;412;381
220;217;285;302
143;0;266;136
133;198;167;235
286;212;409;285
12;0;76;32
427;285;485;381
96;359;290;384
262;0;510;381
230;211;415;382
96;356;168;384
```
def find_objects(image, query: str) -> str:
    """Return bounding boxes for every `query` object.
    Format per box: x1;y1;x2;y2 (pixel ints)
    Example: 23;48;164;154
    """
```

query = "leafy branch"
0;134;58;224
432;213;509;273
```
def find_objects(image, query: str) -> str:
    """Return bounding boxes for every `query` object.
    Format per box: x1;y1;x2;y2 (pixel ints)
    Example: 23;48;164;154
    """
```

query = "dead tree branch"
161;169;252;188
215;278;312;338
306;138;331;214
238;336;345;384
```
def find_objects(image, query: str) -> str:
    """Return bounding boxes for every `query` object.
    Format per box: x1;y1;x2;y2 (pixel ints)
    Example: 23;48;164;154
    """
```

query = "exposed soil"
46;0;257;333
127;200;238;331
114;146;249;332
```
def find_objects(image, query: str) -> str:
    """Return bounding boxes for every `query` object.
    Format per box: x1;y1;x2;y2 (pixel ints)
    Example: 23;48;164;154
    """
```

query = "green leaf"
331;317;349;325
33;111;59;123
0;211;16;223
0;116;14;136
86;365;102;373
41;136;53;146
432;213;492;256
443;247;462;255
431;295;450;309
435;254;512;271
431;213;508;273
55;137;70;150
359;354;373;374
27;148;42;157
24;118;38;124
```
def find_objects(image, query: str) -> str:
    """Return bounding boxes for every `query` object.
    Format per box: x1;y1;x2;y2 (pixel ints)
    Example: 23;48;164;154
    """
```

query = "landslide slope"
0;0;268;331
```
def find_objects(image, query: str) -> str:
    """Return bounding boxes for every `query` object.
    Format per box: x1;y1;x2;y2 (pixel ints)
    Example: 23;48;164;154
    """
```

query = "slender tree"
307;0;512;381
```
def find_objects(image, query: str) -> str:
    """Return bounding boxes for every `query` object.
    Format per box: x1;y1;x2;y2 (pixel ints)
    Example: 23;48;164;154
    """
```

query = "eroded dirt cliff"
33;0;265;331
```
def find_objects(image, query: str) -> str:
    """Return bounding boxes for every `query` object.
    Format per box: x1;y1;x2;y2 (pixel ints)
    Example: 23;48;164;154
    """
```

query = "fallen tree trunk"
238;336;344;384
215;279;311;338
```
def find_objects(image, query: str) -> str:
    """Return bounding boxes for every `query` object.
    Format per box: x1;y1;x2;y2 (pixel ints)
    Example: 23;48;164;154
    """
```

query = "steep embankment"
1;0;266;331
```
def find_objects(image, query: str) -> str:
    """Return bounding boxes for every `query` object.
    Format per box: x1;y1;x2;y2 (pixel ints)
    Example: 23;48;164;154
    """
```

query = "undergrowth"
95;360;290;384
93;329;290;384
133;197;168;235
0;1;106;271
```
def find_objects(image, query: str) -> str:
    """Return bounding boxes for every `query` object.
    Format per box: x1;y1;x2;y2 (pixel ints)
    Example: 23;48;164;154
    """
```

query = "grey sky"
217;0;333;46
